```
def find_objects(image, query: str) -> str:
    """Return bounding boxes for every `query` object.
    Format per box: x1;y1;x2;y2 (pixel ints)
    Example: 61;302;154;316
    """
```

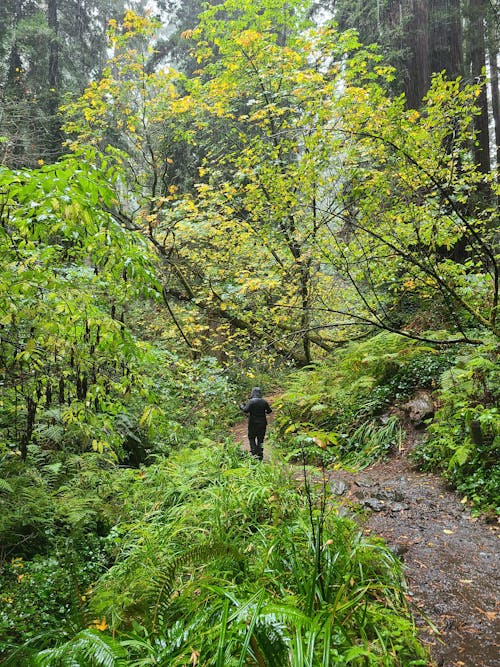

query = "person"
240;387;272;461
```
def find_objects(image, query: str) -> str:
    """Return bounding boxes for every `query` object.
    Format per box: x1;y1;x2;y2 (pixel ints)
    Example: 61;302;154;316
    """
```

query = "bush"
412;345;500;513
10;442;427;666
0;536;107;654
275;332;451;467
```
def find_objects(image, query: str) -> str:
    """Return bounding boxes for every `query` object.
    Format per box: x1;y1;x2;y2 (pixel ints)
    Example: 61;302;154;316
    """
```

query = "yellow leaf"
443;529;454;535
90;618;108;631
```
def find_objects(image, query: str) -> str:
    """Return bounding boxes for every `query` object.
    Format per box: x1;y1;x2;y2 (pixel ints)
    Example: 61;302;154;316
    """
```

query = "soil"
231;409;500;667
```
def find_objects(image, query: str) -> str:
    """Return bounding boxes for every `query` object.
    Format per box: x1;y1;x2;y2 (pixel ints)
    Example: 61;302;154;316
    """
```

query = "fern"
0;478;14;493
34;629;127;667
151;542;243;631
342;415;404;468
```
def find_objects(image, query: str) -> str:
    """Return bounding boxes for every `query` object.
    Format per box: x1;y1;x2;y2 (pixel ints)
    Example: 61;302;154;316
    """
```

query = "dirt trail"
231;415;499;667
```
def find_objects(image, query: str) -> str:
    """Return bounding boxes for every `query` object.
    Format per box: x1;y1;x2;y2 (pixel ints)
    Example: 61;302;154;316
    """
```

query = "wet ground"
232;416;499;667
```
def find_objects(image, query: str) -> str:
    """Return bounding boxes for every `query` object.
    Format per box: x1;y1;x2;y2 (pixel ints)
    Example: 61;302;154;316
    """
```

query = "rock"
404;391;435;424
374;488;405;502
330;480;348;495
388;502;409;512
362;497;386;512
389;543;409;558
355;478;377;488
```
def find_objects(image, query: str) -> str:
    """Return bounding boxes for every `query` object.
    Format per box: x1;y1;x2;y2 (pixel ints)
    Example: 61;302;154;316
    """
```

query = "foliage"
412;342;500;513
0;0;498;661
334;70;499;341
0;151;163;460
276;330;499;511
275;332;452;466
0;0;140;167
339;416;404;469
8;442;427;665
0;537;107;655
60;2;499;367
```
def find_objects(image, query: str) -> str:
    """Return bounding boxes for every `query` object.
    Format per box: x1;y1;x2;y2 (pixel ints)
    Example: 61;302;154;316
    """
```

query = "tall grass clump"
9;441;428;665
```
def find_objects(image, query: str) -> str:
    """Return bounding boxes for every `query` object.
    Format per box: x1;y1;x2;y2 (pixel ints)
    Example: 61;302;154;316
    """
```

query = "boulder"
404;391;435;425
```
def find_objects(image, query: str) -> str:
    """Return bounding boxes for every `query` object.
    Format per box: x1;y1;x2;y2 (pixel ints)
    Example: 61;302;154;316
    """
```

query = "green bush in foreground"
5;442;428;666
412;344;500;513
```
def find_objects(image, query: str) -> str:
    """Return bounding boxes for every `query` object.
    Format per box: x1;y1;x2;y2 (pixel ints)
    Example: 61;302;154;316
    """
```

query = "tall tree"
0;0;149;167
46;0;63;160
63;3;498;366
464;0;490;172
330;0;495;168
331;0;464;107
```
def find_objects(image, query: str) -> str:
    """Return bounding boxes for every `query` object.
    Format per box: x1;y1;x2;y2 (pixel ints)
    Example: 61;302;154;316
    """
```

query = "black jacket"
241;397;272;427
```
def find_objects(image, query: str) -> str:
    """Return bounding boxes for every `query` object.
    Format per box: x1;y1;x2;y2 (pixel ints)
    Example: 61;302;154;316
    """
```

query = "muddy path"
231;414;499;667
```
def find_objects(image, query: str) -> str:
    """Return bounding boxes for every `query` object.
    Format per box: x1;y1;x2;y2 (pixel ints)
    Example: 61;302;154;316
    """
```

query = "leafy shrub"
339;416;405;468
412;345;500;513
0;536;107;654
10;443;428;665
0;455;56;557
381;350;455;402
275;332;449;466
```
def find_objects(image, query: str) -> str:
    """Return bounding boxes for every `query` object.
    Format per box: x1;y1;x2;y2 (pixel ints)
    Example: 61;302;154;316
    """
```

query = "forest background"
0;0;499;664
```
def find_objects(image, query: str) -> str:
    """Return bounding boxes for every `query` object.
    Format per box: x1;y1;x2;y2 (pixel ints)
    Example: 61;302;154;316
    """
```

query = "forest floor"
231;410;499;667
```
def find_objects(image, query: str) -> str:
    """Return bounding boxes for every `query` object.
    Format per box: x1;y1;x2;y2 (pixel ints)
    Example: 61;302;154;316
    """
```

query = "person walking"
240;387;272;461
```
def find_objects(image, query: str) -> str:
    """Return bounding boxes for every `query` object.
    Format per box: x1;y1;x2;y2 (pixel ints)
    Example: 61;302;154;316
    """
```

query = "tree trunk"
47;0;63;161
488;45;500;173
21;396;37;461
466;0;491;173
404;0;431;108
430;0;463;80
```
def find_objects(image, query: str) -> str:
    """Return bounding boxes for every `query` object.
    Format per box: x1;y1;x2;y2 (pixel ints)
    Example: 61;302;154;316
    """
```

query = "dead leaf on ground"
475;607;498;621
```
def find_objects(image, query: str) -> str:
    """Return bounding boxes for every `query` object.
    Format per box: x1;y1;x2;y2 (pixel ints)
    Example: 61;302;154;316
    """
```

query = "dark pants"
248;424;266;461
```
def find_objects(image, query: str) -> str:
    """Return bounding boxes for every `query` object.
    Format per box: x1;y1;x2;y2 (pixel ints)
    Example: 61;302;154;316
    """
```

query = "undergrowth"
2;442;428;665
275;332;453;468
275;332;498;513
411;343;499;513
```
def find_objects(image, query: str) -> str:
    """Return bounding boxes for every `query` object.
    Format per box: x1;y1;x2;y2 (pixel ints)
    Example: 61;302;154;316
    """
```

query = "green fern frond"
251;620;290;667
151;542;242;631
0;478;14;493
35;628;127;667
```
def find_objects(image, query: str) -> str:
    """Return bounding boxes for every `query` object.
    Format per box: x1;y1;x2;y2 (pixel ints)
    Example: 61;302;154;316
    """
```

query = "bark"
430;0;463;80
466;0;491;172
404;0;463;108
21;396;37;461
404;0;431;108
47;0;63;160
488;45;500;173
